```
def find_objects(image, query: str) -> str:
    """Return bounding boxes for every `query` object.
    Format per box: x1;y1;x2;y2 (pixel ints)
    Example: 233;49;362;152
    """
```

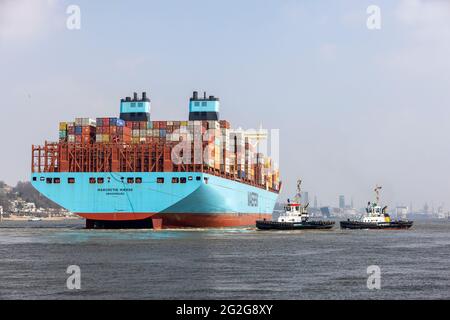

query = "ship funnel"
120;91;151;122
188;90;220;121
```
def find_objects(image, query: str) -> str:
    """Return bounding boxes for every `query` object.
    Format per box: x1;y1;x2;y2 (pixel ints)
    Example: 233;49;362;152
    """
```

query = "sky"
0;0;449;210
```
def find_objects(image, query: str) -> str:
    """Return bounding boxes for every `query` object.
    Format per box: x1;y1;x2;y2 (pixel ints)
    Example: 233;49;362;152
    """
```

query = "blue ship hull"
31;172;278;228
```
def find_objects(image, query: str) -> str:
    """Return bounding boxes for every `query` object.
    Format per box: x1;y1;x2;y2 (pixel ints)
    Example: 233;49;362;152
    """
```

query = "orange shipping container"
82;126;94;135
139;122;147;129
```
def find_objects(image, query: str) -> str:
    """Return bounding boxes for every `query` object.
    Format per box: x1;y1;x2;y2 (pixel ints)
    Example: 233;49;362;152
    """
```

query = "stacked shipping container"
54;119;279;190
96;118;131;143
59;118;96;144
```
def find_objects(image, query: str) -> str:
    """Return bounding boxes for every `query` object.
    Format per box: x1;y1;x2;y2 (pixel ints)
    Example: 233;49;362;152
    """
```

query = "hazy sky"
1;0;449;209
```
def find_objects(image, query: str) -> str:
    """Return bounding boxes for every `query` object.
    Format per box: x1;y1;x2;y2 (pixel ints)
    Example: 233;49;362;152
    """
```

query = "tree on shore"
0;181;11;211
13;181;61;209
0;180;62;211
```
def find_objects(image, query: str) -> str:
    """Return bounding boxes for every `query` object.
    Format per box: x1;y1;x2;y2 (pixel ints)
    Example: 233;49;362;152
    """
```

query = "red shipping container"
219;120;230;129
103;118;109;126
75;136;82;143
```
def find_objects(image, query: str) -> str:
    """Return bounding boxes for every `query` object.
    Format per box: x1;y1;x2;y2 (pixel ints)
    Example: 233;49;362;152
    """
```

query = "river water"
0;219;449;299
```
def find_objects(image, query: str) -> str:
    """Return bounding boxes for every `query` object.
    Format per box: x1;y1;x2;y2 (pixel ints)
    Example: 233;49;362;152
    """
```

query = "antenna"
374;185;382;204
293;179;302;203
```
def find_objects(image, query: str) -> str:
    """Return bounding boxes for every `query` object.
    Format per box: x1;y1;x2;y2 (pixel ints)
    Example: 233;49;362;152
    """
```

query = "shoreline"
2;215;82;221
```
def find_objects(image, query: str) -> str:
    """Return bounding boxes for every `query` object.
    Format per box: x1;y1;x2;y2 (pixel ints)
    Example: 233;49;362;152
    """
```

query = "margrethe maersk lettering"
31;91;280;229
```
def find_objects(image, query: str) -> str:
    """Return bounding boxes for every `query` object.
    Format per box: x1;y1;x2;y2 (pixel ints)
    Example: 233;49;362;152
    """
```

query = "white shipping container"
179;126;188;133
81;118;94;126
89;118;96;127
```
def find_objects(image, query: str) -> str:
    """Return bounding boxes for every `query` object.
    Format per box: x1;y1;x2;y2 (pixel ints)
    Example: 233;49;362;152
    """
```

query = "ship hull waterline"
340;220;413;230
80;212;271;228
256;220;335;230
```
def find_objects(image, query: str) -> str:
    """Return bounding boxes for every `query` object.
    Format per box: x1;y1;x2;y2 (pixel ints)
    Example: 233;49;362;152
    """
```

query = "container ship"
31;91;281;228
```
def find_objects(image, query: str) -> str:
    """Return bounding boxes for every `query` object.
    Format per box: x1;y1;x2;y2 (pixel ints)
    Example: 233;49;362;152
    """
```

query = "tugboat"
256;180;335;230
340;185;413;230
